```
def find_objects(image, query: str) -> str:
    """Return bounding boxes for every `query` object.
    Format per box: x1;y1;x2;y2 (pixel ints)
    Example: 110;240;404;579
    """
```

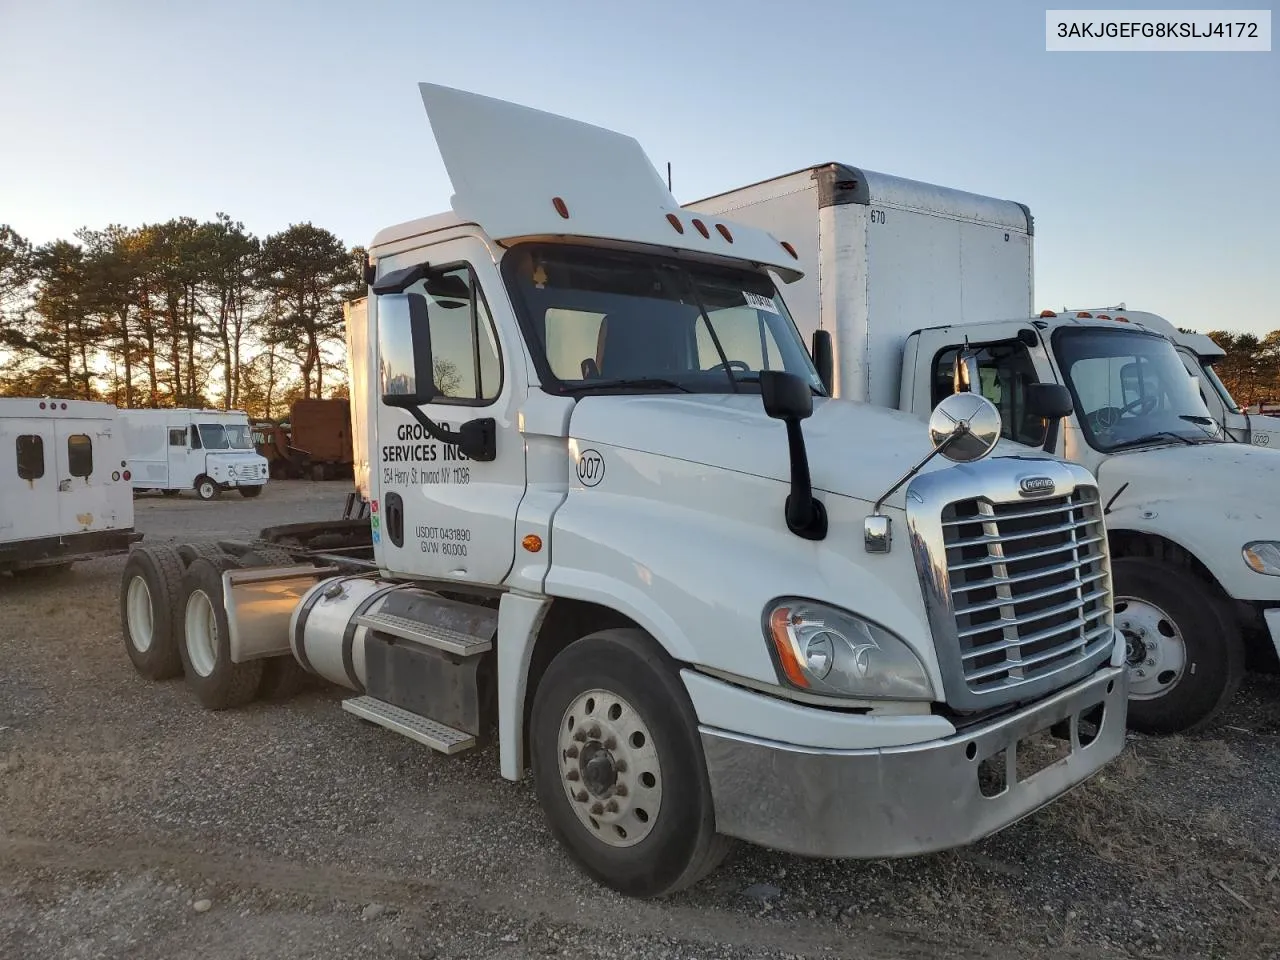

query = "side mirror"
952;348;980;394
1025;383;1074;420
378;293;437;409
761;369;813;421
759;371;826;541
811;329;834;396
928;393;1002;464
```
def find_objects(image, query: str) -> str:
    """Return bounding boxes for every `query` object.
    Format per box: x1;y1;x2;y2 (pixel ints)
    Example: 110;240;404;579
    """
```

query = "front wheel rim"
184;589;218;677
126;575;154;653
557;688;663;848
199;481;214;498
1116;596;1187;700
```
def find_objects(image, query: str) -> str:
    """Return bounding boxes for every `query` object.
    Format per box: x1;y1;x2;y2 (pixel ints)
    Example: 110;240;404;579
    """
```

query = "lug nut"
614;784;628;797
565;745;579;759
573;730;587;742
575;790;588;803
566;769;580;782
590;802;604;815
603;736;617;750
1135;669;1147;678
1145;658;1155;667
614;760;627;773
587;725;601;739
604;800;619;813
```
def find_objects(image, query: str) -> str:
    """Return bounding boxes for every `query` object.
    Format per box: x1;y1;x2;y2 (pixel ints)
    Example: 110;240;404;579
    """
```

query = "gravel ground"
2;482;1278;960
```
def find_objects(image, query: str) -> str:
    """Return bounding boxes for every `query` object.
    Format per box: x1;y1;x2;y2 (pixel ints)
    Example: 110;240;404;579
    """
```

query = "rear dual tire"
177;557;264;710
121;545;186;681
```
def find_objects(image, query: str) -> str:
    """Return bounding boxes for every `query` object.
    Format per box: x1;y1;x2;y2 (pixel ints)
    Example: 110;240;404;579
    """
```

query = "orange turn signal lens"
1076;312;1092;318
780;240;799;259
1039;310;1057;318
552;197;569;219
522;534;543;553
666;213;684;234
767;607;811;688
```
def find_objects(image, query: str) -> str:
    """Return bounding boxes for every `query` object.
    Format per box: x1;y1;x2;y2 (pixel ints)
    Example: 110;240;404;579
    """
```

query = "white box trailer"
121;408;270;501
0;397;141;574
687;164;1280;735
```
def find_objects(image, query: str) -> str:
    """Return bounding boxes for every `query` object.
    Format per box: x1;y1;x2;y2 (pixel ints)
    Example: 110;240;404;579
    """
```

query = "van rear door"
3;418;59;543
52;418;116;532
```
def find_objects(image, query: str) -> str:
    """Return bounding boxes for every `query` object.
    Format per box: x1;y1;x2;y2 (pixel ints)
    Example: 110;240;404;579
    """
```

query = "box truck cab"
1064;307;1280;450
117;86;1126;899
686;163;1280;735
121;408;269;500
1;398;141;575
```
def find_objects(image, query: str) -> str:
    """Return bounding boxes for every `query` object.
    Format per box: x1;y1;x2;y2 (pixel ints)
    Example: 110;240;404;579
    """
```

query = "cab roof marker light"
691;218;710;239
665;213;684;234
715;223;734;243
780;240;799;260
1076;312;1092;318
1040;310;1057;318
552;197;569;219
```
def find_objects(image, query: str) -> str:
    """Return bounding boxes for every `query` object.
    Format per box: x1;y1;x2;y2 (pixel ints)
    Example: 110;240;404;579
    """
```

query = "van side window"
169;428;187;446
933;341;1047;447
16;435;45;480
414;265;502;405
68;434;93;478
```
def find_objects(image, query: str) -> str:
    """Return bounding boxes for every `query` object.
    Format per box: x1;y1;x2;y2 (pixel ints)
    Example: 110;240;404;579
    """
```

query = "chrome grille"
942;489;1112;695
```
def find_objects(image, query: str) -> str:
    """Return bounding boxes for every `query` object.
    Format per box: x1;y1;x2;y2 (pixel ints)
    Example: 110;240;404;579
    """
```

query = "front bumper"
699;664;1127;859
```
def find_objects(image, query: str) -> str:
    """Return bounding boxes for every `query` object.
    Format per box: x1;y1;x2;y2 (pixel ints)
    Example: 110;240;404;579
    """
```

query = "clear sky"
1;0;1276;334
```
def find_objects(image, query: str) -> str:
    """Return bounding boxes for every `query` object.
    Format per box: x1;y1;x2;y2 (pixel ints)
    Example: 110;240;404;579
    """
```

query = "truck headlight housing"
764;598;934;700
1243;541;1280;577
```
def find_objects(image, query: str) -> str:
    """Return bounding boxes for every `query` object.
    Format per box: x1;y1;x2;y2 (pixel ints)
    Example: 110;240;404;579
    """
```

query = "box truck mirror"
759;371;827;541
810;330;834;396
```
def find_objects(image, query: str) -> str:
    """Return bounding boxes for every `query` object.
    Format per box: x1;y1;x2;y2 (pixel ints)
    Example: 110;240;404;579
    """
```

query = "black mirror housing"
811;330;834;396
1026;383;1074;420
378;292;438;408
760;370;813;421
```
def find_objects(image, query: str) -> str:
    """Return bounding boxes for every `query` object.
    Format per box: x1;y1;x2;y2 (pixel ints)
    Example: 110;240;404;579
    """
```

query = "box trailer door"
3;420;59;543
53;420;117;533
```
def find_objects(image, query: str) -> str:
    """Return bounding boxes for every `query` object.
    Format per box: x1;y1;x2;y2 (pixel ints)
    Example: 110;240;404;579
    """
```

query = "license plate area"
977;699;1108;798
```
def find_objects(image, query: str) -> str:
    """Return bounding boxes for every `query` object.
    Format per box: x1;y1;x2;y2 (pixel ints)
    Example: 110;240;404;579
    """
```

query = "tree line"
3;217;1278;416
0;217;366;419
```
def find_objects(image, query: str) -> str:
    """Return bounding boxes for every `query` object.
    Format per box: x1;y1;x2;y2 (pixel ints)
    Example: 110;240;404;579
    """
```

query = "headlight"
764;598;934;700
1243;541;1280;577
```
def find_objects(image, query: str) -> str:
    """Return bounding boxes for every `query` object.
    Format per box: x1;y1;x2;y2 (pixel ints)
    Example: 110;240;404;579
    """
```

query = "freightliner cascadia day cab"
1;398;141;575
116;86;1127;898
1060;306;1280;450
121;407;270;500
686;164;1280;735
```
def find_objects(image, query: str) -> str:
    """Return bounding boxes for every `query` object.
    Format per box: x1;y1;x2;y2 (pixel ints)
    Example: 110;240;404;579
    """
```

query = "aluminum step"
354;611;493;657
342;696;475;755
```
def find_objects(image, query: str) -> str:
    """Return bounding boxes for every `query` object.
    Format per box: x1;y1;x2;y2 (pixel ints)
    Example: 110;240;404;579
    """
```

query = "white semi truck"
117;85;1127;898
1;397;141;575
686;163;1280;734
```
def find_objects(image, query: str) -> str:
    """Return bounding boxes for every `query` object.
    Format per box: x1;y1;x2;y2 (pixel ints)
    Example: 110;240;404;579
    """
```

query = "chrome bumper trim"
699;665;1127;859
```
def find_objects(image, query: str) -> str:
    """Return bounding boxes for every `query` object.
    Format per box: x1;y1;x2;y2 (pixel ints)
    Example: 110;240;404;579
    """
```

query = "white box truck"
121;408;269;500
686;163;1280;734
1;397;141;575
115;86;1127;898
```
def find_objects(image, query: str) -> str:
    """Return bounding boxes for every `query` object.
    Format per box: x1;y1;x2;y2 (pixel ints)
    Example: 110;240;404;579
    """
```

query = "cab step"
354;611;492;657
342;696;476;754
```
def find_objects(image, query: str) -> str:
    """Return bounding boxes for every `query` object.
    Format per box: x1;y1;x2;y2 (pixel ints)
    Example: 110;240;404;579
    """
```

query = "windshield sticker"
743;291;779;314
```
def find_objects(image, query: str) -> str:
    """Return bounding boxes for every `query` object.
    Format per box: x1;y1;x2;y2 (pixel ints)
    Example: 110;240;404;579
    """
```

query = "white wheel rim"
126;575;154;653
184;589;218;678
199;481;214;499
1116;596;1187;700
557;688;662;848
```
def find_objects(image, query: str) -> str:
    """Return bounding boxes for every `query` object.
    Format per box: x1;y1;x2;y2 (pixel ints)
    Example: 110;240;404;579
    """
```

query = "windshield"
502;243;824;395
1052;327;1221;452
198;423;253;450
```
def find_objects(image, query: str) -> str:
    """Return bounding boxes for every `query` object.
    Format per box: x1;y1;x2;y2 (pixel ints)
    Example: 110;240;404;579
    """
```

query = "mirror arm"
871;426;966;516
1041;416;1060;454
781;418;828;540
399;405;497;462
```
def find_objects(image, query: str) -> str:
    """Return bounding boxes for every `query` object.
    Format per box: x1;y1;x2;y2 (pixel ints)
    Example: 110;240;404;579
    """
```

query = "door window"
169;428;186;446
16;435;45;480
386;265;503;405
189;424;202;449
67;434;93;478
933;340;1047;446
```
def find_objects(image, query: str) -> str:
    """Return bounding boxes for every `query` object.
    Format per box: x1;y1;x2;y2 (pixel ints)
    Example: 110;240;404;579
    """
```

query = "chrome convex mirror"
928;392;1001;463
864;393;1003;554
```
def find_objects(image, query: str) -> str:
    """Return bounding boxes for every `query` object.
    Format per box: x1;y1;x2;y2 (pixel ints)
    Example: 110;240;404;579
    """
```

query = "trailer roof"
687;162;1034;236
0;397;119;418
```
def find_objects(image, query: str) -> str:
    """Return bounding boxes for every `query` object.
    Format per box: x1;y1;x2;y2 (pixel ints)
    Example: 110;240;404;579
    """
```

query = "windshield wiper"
1110;432;1197;450
560;377;694;394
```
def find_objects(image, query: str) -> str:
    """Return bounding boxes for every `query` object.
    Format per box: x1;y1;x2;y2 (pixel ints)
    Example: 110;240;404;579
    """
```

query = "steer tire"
530;627;733;898
195;476;221;501
177;556;264;710
239;485;263;499
120;545;187;681
1113;557;1245;735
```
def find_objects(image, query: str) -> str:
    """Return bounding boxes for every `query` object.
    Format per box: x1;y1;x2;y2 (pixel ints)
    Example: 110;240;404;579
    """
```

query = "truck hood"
569;393;1056;508
1099;441;1280;511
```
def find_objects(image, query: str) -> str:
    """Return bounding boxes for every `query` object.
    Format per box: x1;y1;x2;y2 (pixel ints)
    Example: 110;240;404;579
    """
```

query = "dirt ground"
2;480;1278;960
